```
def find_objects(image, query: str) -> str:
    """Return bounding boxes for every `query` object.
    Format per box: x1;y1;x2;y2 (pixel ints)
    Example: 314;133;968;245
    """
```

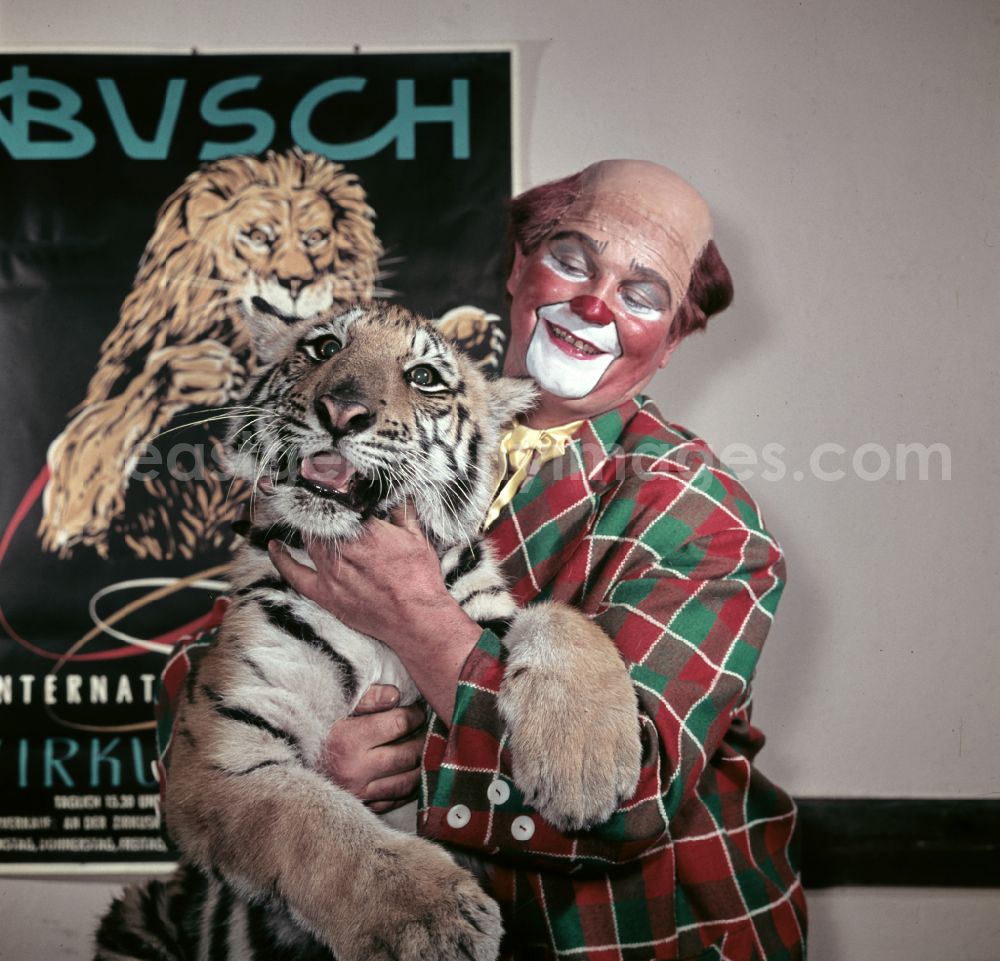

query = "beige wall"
2;0;998;956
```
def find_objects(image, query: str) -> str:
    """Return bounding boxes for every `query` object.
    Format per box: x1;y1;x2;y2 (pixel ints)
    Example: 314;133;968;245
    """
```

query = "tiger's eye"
301;335;343;362
409;365;437;386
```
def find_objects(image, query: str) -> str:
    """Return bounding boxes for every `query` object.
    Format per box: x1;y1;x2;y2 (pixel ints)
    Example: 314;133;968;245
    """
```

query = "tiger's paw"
499;602;643;832
346;839;502;961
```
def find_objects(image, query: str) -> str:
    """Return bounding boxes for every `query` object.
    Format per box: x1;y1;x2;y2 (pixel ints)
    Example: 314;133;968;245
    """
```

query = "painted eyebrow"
547;230;608;256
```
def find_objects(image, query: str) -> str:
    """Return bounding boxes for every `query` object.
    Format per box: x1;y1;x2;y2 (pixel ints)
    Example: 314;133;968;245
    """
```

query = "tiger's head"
227;303;537;547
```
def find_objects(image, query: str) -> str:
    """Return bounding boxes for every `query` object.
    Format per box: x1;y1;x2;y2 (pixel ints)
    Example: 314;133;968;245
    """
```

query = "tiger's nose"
316;395;375;438
569;295;615;326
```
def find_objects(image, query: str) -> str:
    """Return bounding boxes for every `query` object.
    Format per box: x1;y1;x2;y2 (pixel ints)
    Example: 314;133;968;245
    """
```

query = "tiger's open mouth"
293;451;388;517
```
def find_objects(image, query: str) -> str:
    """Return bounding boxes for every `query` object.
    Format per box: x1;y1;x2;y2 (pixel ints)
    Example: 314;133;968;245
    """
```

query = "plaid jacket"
418;397;807;960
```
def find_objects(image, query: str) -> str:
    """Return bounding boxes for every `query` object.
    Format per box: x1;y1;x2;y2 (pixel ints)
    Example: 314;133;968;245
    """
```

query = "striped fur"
96;304;535;961
96;864;333;961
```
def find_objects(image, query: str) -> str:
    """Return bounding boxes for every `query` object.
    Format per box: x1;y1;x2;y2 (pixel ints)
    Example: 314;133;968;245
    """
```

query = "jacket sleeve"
418;456;786;872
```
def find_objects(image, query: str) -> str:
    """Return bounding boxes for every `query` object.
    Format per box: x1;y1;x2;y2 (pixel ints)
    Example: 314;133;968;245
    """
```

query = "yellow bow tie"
484;419;583;529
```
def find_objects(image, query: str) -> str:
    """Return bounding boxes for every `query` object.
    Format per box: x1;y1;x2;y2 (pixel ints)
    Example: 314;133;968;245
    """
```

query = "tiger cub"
95;303;642;961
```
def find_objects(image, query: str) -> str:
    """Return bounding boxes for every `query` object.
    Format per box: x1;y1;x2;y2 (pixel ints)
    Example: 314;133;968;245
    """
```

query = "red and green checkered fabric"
418;397;806;960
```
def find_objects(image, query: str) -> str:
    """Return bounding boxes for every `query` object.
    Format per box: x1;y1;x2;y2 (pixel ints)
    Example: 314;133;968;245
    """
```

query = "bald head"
571;159;714;266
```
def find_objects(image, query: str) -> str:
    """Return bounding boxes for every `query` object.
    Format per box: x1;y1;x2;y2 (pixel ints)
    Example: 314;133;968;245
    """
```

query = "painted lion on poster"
39;148;383;560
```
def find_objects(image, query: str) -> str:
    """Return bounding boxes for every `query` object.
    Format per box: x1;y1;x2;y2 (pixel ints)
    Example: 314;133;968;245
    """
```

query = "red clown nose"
569;295;615;326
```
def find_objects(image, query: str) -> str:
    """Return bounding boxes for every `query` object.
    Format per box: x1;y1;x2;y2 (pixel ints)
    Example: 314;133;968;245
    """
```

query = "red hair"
507;171;733;344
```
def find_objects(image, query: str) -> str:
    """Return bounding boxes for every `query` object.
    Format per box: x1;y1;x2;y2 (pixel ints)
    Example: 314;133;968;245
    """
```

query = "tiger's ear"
487;376;539;425
237;303;302;366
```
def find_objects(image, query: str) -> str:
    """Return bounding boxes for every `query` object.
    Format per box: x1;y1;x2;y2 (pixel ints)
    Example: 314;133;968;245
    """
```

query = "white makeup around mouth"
525;302;621;399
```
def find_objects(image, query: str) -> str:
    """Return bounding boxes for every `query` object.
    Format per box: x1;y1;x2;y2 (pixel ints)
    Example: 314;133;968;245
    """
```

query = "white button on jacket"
511;815;535;841
487;779;511;805
446;804;471;829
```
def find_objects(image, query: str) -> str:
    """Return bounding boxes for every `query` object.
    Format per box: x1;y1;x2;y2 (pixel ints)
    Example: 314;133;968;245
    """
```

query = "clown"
504;159;726;418
272;160;807;960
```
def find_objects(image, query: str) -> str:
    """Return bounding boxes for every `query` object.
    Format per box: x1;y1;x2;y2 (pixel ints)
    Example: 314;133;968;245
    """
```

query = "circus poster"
0;51;513;868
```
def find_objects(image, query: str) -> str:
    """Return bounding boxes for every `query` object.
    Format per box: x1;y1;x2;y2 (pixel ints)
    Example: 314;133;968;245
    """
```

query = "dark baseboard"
795;798;1000;888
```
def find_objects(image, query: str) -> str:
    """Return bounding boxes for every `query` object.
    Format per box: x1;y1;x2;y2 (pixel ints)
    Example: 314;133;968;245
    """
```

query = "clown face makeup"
504;160;715;428
506;226;685;425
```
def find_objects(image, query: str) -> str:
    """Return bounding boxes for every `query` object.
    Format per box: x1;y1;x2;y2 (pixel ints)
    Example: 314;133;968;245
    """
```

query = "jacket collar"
485;397;642;604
